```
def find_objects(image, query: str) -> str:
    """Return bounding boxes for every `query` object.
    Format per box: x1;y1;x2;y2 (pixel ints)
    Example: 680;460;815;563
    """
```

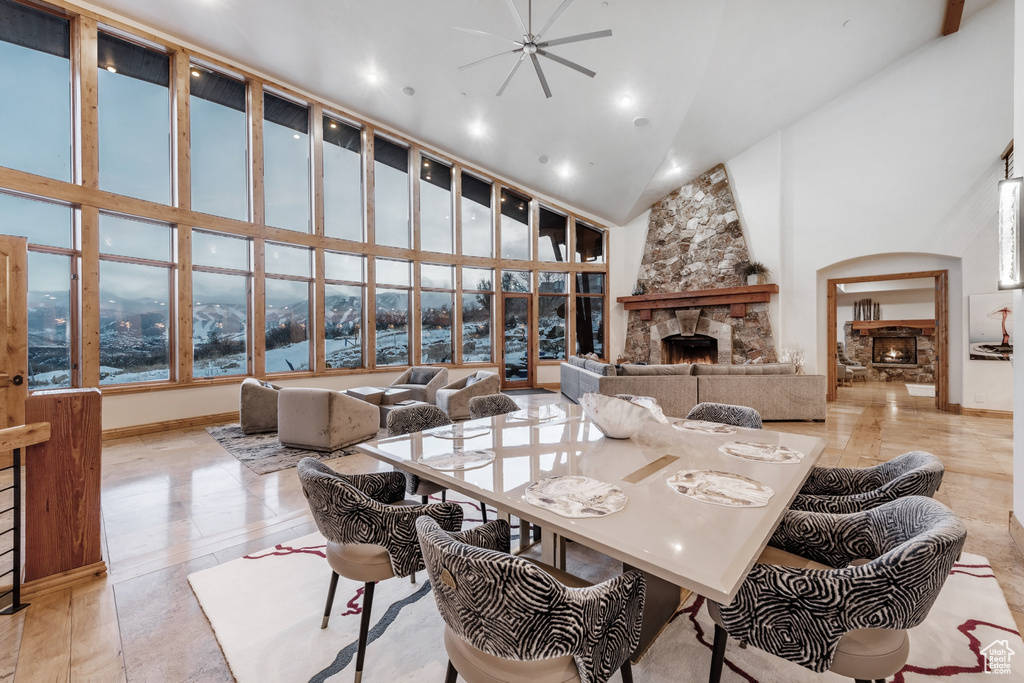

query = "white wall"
1012;0;1024;522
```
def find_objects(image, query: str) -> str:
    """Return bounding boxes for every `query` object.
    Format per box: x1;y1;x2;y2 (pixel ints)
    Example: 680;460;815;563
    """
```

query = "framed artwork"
968;293;1013;361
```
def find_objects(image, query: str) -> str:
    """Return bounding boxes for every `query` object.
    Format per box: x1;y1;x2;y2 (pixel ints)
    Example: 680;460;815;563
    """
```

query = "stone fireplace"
663;334;718;364
872;337;917;365
649;310;733;365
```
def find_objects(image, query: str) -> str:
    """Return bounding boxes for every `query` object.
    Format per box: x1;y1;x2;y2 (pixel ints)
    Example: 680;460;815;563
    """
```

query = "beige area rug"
906;384;937;398
205;424;387;475
190;513;1022;682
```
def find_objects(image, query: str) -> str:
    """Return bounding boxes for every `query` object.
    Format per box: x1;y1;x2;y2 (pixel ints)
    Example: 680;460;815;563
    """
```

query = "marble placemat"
426;424;492;440
417;449;496;471
718;441;804;464
673;420;738;435
666;470;774;507
524;475;628;518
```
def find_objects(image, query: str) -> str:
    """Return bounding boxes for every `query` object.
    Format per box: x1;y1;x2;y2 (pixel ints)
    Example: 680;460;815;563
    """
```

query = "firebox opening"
872;337;917;365
662;334;718;365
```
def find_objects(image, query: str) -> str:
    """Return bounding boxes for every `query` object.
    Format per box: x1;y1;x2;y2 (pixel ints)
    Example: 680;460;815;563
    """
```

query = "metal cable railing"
0;446;27;614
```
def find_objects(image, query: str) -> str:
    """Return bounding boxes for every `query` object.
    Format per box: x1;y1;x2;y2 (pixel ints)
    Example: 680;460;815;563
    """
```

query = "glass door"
501;294;532;388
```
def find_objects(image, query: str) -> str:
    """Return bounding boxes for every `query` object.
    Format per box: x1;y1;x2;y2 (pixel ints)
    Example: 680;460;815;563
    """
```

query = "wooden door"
501;294;532;389
0;236;28;428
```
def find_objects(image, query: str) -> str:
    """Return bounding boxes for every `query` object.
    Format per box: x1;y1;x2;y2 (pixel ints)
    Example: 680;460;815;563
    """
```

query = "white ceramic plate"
718;441;804;464
666;470;774;507
417;449;496;471
673;420;738;435
426;424;492;440
525;475;628;518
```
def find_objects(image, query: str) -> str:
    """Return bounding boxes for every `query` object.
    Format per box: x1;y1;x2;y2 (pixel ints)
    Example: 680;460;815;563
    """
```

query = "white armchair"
239;377;280;435
277;387;379;452
435;371;501;420
388;366;449;404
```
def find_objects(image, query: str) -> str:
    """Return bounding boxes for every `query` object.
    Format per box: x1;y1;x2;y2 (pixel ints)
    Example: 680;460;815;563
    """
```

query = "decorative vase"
747;274;758;286
579;393;652;439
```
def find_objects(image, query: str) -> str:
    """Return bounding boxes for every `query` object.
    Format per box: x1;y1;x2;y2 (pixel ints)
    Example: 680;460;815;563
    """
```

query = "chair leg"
321;571;340;629
441;490;447;502
620;661;634;683
355;581;375;683
410;571;416;584
422;495;428;504
708;624;728;683
480;500;488;522
444;660;458;683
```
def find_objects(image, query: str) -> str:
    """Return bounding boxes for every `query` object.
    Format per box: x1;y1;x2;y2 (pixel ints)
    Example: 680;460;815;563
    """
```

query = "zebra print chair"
296;458;463;683
686;402;763;429
707;496;966;683
792;450;944;514
416;517;646;683
467;393;519;419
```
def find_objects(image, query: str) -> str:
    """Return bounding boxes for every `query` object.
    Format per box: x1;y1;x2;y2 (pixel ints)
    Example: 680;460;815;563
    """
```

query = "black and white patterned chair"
416;516;646;683
686;402;763;429
296;458;463;683
792;450;944;514
707;496;966;683
467;393;519;419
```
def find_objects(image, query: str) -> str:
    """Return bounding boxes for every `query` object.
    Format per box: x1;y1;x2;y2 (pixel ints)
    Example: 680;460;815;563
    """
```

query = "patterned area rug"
205;424;383;475
190;517;1022;682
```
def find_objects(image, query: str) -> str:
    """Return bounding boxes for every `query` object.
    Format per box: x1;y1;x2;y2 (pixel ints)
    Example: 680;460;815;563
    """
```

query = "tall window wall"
0;0;609;393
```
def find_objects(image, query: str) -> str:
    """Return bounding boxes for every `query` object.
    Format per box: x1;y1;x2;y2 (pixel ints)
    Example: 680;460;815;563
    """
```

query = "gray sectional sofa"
560;356;826;421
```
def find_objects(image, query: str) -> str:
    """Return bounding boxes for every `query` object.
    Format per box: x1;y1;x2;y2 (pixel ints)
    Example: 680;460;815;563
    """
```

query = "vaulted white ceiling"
81;0;998;225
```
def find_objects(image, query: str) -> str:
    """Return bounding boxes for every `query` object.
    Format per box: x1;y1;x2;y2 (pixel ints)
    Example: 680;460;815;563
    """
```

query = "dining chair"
386;404;490;522
296;458;463;683
686;402;763;429
791;450;944;513
467;393;519;419
416;516;646;683
706;496;966;683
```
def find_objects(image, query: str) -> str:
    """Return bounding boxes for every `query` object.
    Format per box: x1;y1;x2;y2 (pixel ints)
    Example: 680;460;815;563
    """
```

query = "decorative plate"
673;420;737;435
426;424;492;440
507;405;565;422
666;470;774;508
417;449;496;472
524;475;628;518
718;441;804;464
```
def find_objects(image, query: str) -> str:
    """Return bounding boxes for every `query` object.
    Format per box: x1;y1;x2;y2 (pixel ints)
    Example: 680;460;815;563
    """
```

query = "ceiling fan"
455;0;612;98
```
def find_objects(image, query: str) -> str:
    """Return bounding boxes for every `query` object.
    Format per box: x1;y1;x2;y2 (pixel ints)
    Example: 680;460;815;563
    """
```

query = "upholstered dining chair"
706;496;966;683
296;458;463;683
416;516;646;683
467;393;519;419
686;402;763;429
791;450;944;514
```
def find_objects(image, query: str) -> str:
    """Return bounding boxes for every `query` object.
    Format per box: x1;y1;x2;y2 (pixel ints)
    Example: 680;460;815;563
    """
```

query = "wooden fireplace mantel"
851;319;936;335
616;284;779;320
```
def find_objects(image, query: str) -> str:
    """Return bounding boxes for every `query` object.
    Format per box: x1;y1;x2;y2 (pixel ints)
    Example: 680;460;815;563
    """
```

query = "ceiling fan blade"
535;0;576;40
453;26;522;47
537;29;612;48
496;53;527;96
530;53;552;98
537;49;595;78
504;0;528;37
459;49;521;71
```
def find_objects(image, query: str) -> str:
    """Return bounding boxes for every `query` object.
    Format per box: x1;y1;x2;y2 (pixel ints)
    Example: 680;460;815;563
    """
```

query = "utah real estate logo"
981;640;1015;675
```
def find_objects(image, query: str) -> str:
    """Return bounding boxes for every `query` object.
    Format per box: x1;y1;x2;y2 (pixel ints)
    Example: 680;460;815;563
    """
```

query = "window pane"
538;207;567;262
462;292;491;363
190;67;248;221
323;116;362;241
325;283;362;369
575;272;604;294
375;288;409;366
576;222;604;263
420;157;452;254
576;296;604;357
27;251;71;389
538;295;566;360
0;0;70;181
461;173;492;258
0;192;71;248
421;263;453;289
500;188;530;260
193;271;247;378
373;135;409;248
98;33;171;204
263;92;310;232
325;251;363;282
463;267;493;292
265;278;309;372
99;260;170;384
265;242;310;277
421;291;453;364
539;272;567;294
376;258;410;286
193;230;249;270
501;270;530;293
99;213;171;261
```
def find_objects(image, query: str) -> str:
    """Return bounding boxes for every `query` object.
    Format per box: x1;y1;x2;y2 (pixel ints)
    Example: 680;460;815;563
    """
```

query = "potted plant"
739;261;771;286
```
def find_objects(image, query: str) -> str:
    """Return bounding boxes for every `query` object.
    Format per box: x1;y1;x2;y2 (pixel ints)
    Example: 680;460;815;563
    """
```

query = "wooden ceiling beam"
941;0;965;36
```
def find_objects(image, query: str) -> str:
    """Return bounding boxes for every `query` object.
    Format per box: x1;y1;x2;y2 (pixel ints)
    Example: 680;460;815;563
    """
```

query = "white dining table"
355;402;826;656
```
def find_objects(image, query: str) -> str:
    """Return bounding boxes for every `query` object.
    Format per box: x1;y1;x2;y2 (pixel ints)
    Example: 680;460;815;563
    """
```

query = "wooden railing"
0;423;50;615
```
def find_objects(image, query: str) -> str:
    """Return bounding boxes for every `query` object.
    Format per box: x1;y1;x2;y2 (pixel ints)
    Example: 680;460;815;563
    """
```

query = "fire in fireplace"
662;334;718;364
872;337;917;365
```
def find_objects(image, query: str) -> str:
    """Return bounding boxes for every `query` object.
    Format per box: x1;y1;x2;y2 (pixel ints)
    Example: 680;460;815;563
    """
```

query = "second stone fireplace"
662;334;719;364
649;310;733;365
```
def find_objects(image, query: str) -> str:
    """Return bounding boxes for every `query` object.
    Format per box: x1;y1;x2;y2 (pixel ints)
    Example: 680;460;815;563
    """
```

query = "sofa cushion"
691;364;731;375
583;359;616;376
465;374;480;386
568;355;588;368
409;369;436;385
616;363;694;376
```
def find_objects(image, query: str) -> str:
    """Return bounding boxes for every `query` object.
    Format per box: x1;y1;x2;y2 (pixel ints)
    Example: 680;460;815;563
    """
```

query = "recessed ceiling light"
329;122;338;129
402;86;415;96
618;95;633;108
191;69;201;78
365;72;380;85
423;160;430;167
105;65;117;73
468;122;485;138
558;164;572;179
538;155;549;164
293;134;300;139
633;116;650;127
